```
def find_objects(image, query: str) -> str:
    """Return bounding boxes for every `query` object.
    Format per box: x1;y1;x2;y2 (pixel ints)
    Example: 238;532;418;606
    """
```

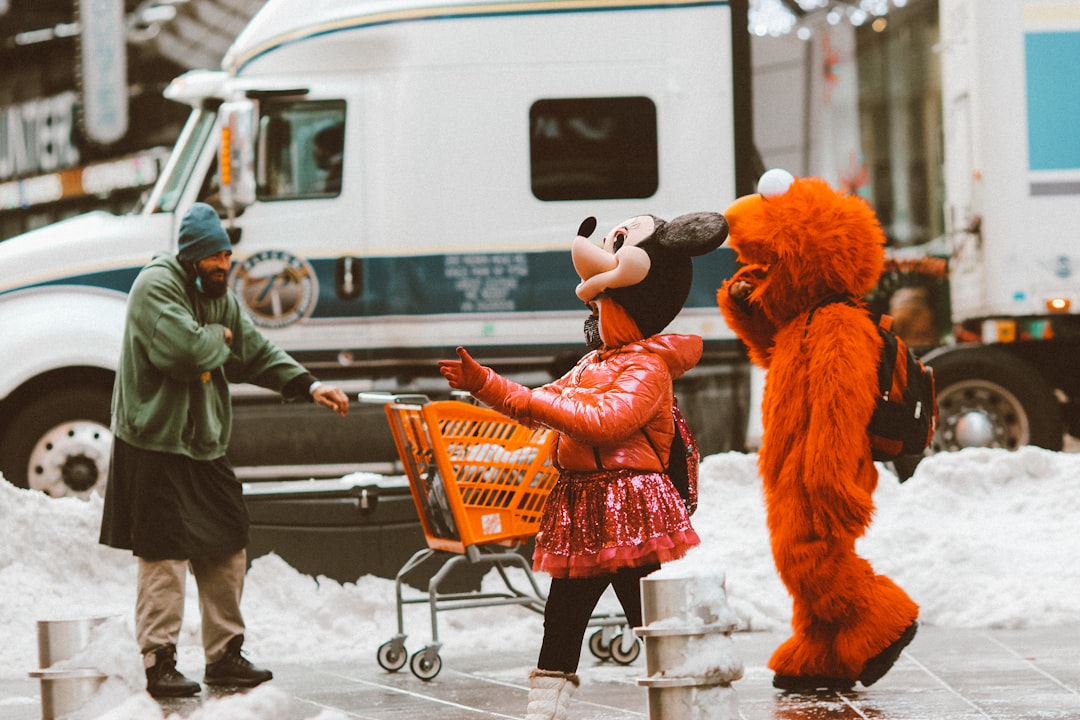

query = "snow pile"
2;444;1079;718
686;447;1080;631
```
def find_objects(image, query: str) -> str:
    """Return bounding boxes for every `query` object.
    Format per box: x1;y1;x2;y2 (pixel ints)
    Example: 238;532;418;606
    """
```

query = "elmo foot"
773;675;855;693
859;620;918;687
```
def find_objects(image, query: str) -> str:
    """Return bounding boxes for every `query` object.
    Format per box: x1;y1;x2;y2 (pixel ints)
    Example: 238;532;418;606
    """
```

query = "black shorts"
99;438;248;560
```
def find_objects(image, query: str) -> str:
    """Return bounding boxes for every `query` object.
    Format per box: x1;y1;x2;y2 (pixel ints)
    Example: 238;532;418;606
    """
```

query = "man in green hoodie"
99;203;350;698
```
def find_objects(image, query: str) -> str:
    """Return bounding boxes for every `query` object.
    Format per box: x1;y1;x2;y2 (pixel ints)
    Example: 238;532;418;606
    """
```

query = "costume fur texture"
716;172;918;682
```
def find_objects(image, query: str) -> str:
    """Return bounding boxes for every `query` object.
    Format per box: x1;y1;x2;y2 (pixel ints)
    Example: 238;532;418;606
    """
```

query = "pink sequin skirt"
533;468;700;579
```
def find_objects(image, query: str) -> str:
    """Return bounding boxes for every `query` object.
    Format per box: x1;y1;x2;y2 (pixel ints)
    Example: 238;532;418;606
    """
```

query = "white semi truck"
0;0;755;497
925;0;1080;453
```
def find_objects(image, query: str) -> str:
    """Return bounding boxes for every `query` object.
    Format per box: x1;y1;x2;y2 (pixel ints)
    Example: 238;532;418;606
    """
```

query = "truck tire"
926;348;1063;453
0;387;113;498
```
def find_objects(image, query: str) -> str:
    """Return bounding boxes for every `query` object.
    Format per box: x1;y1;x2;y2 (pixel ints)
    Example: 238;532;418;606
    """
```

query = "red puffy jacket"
474;334;702;472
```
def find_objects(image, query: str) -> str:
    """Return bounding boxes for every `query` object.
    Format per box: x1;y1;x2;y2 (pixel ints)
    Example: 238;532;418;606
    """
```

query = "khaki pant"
136;550;247;664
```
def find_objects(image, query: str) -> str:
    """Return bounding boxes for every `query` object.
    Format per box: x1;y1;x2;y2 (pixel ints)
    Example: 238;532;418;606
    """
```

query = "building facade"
0;0;263;240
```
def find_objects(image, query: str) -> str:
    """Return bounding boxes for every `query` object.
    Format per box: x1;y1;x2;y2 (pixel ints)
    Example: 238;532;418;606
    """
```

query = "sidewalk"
4;625;1078;719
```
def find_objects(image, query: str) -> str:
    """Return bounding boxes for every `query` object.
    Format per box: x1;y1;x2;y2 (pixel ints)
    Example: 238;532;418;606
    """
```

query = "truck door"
198;99;357;351
196;99;398;476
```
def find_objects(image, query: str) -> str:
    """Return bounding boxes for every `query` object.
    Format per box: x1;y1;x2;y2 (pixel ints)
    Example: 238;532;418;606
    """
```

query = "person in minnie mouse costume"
439;212;726;720
716;169;919;693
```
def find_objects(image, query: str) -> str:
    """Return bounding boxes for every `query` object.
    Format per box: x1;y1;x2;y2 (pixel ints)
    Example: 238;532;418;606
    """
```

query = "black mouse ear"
658;212;728;256
577;216;597;238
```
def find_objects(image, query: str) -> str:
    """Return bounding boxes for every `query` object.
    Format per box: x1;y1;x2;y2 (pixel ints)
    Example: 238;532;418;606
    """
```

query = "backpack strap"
804;293;858;338
804;294;894;393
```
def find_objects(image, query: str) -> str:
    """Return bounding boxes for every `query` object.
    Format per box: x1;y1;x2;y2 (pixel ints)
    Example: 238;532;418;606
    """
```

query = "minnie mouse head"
572;212;728;347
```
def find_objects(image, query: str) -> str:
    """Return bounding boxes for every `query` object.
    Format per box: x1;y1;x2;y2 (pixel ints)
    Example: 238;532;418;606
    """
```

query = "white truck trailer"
926;0;1080;453
0;0;754;497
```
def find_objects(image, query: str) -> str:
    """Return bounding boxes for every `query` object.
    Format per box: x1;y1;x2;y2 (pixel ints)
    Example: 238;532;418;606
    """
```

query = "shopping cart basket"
359;393;554;680
361;392;639;680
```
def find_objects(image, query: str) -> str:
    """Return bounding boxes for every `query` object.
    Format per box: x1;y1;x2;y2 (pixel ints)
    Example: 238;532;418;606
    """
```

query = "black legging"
537;563;660;673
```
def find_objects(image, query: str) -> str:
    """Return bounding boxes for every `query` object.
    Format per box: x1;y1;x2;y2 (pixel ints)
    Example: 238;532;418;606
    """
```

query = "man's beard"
195;266;228;298
584;313;603;351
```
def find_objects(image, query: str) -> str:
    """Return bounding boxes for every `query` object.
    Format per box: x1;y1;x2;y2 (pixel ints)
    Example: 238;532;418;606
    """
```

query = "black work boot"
145;645;201;698
204;634;273;688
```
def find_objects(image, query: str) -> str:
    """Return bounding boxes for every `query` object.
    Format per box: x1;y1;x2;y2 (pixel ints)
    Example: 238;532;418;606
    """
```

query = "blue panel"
8;246;739;323
1025;31;1080;171
12;267;141;295
310;247;737;319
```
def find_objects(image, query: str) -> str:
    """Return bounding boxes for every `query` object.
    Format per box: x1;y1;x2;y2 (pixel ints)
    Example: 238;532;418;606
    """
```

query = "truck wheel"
0;387;113;498
927;348;1063;453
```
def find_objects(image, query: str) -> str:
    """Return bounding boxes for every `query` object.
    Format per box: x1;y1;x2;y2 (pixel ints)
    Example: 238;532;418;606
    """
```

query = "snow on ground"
2;446;1079;718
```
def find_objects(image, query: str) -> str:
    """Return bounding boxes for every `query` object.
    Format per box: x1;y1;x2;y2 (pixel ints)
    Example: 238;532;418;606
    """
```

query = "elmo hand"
728;278;753;303
438;346;488;393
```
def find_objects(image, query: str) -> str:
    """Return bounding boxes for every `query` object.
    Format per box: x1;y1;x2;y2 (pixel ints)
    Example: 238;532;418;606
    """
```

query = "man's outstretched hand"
438;346;487;393
313;384;350;416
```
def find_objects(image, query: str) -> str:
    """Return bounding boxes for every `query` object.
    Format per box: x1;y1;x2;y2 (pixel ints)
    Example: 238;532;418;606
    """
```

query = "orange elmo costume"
716;170;919;692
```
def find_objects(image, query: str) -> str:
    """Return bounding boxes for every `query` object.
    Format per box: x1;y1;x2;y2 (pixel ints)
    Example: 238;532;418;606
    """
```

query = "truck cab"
0;0;753;497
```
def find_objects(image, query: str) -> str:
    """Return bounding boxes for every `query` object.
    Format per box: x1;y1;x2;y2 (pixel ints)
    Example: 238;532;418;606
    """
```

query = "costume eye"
613;231;626;252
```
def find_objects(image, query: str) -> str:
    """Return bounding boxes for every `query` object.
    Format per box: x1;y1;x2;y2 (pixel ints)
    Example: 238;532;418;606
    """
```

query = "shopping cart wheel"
588;629;612;661
377;639;408;672
410;648;443;681
609;633;641;665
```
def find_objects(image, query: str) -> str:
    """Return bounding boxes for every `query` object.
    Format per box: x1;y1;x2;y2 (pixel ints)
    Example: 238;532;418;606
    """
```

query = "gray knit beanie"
177;203;231;264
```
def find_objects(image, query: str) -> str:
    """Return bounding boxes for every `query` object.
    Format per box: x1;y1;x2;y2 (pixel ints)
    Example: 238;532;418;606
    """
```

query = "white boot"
525;668;580;720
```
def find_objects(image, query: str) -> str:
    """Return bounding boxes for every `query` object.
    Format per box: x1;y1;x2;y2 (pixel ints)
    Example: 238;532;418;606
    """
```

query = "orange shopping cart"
360;392;635;680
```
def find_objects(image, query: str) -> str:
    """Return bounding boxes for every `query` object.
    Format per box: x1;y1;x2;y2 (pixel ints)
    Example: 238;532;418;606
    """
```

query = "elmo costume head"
722;168;886;327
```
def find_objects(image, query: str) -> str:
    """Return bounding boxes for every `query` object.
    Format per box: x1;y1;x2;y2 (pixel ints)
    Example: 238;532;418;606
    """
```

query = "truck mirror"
218;99;257;211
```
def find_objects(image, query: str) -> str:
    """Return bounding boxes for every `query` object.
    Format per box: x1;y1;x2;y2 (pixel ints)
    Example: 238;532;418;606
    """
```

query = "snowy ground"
2;446;1078;718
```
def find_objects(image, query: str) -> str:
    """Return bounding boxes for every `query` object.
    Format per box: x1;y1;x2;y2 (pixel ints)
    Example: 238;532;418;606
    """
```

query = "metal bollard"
636;572;743;720
29;617;114;720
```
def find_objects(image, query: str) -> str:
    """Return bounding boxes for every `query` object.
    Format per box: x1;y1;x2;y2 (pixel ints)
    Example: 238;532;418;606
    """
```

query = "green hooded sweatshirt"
111;252;310;460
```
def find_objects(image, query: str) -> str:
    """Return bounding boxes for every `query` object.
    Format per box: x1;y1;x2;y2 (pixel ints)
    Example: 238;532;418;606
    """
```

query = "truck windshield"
145;108;219;213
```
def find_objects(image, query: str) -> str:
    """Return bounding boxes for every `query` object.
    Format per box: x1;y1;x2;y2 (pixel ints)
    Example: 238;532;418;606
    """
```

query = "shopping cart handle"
357;391;431;405
450;390;479;404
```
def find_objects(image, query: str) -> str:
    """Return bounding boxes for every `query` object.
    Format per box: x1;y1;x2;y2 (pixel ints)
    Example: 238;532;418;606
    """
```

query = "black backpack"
665;401;700;515
868;313;938;461
640;399;699;515
807;295;938;464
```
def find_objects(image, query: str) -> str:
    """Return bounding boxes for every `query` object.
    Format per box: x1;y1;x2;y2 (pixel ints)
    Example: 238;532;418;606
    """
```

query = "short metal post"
636;573;744;719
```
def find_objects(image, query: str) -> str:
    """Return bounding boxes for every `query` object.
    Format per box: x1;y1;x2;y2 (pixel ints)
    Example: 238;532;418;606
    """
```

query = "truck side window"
530;97;658;201
256;100;347;200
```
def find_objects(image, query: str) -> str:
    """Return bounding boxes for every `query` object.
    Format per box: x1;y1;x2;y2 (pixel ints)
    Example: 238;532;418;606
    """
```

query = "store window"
530;97;658;201
855;0;942;248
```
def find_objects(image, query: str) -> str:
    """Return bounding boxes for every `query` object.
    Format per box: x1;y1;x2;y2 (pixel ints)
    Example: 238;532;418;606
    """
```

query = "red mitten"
438;346;489;393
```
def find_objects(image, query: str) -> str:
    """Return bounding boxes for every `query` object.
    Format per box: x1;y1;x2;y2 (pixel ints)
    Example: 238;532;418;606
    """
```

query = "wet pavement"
4;624;1078;719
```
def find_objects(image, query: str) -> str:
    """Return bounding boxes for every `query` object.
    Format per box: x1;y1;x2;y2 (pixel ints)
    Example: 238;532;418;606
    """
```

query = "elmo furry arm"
717;267;777;368
799;303;880;537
